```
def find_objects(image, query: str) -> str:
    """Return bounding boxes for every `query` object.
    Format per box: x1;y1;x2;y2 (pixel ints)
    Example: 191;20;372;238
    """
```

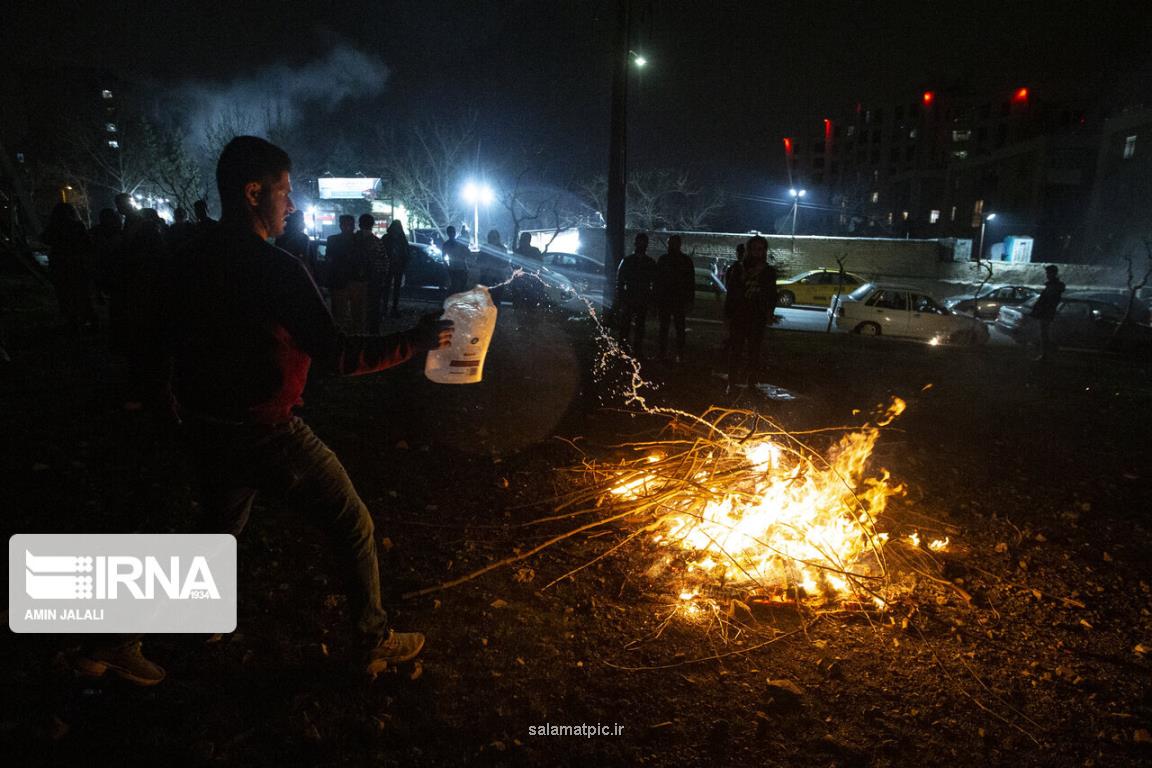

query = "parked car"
544;252;605;296
829;283;989;345
776;268;867;307
942;284;1038;319
403;243;450;292
995;294;1152;353
465;245;579;308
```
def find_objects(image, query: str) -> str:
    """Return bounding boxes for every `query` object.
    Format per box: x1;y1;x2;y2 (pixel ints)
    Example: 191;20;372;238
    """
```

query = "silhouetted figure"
615;233;656;357
655;234;695;361
90;207;122;298
1031;264;1065;361
512;231;545;311
725;235;777;393
480;229;511;305
358;214;390;334
275;210;318;280
193;199;218;231
443;225;471;294
327;215;366;332
383;219;409;317
41;202;96;331
100;194;170;407
69;135;451;687
166;207;196;249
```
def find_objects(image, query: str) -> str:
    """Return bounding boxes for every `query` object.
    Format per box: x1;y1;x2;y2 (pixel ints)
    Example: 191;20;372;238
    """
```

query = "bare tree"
583;169;724;232
1111;240;1152;347
144;121;205;212
379;116;478;234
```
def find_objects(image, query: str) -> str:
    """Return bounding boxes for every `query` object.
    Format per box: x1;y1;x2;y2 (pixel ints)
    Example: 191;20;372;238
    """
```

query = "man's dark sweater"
165;224;417;425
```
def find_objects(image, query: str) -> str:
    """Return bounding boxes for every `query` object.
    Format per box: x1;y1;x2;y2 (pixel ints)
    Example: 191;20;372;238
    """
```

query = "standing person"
326;215;363;331
724;235;777;394
513;231;545;310
442;225;471;294
1030;264;1065;361
89;207;122;301
480;229;511;306
193;199;218;231
70;136;453;685
615;232;656;357
383;219;409;318
358;214;390;334
41;202;97;331
166;207;196;249
275;210;318;280
654;234;696;361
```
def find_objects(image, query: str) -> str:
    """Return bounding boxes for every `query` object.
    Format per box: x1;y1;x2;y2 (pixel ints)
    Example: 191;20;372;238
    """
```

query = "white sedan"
829;283;989;345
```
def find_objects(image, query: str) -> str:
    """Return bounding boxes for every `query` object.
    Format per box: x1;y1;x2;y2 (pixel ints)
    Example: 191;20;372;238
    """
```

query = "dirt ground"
2;272;1151;767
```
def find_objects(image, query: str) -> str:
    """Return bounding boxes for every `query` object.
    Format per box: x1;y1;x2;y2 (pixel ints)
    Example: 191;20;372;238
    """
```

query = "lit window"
909;128;918;139
974;199;984;215
929;209;941;223
950;206;957;221
1124;135;1137;159
846;125;856;137
952;150;969;160
107;140;120;149
886;211;894;225
101;89;113;99
952;130;971;141
870;191;879;203
106;123;117;133
902;211;910;221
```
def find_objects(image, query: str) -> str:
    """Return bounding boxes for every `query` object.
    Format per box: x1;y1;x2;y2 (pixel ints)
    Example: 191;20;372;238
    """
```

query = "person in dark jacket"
512;231;545;311
358;214;390;334
654;235;696;361
326;215;364;331
69;136;452;687
166;207;197;249
383;219;410;317
1030;264;1065;361
274;210;318;279
615;232;657;357
41;202;97;331
442;225;471;294
724;235;777;393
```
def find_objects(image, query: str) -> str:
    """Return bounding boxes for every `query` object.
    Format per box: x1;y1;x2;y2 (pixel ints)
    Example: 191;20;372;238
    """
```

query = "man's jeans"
184;417;389;638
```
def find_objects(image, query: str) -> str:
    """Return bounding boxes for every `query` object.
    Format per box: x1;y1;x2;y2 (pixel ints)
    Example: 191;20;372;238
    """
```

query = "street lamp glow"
629;50;647;68
789;188;806;198
986;213;996;221
461;181;494;251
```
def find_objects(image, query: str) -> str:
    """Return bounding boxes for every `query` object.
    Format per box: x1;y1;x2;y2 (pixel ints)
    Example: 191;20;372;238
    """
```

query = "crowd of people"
614;230;779;393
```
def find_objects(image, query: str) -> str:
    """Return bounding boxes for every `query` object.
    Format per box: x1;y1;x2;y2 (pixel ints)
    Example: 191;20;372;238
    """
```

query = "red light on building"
782;137;793;156
922;91;935;106
1013;87;1029;102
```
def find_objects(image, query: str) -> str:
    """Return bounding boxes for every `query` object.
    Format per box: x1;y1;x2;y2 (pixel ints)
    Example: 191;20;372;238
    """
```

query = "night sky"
5;0;1151;192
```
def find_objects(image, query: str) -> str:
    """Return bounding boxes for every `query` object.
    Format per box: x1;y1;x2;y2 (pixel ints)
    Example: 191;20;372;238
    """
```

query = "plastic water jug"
424;286;498;384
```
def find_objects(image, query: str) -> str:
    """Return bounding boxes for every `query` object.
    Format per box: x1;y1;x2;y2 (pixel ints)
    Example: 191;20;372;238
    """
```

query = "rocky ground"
2;271;1151;767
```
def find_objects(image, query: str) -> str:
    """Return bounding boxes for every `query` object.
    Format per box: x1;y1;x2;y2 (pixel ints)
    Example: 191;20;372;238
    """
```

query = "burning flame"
608;399;908;608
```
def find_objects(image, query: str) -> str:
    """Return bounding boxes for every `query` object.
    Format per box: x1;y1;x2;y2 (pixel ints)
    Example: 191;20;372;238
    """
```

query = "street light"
789;188;807;255
976;212;997;262
629;50;647;68
461;181;494;252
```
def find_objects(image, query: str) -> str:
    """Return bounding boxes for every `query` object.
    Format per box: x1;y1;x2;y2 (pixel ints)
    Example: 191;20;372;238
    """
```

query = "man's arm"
268;256;433;376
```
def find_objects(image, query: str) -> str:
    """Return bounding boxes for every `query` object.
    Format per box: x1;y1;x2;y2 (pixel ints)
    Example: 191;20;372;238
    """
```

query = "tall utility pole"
604;0;630;310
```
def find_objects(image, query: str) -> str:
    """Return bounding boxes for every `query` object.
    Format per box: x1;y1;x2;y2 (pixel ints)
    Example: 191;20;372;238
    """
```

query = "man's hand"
412;312;454;351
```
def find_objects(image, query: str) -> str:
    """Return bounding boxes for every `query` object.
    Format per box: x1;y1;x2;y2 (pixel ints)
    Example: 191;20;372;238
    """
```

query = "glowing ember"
606;399;908;607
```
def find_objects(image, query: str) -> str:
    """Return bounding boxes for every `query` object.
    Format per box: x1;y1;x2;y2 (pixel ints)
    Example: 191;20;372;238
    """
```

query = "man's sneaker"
366;630;425;675
71;641;166;686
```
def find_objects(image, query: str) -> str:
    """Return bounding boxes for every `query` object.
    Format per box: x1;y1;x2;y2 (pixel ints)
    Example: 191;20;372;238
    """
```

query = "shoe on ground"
366;630;425;675
71;641;166;686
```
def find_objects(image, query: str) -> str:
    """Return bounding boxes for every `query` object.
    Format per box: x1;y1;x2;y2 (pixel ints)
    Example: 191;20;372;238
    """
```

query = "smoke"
173;45;390;137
